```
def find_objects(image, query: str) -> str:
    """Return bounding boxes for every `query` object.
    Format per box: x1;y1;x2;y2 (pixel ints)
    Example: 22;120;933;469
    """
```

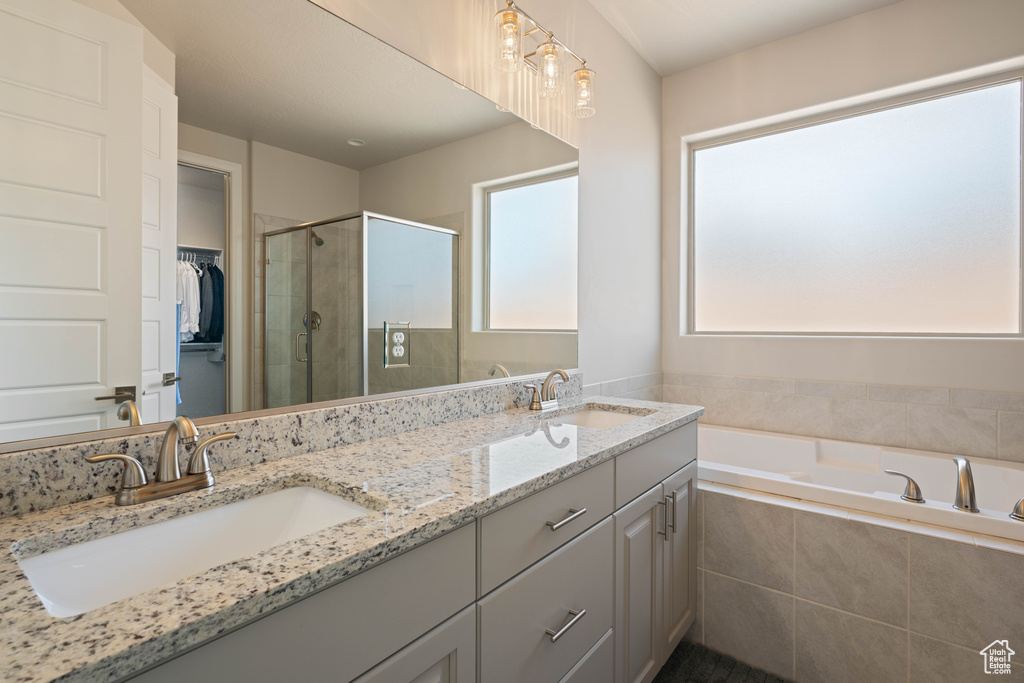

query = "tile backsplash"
661;372;1024;462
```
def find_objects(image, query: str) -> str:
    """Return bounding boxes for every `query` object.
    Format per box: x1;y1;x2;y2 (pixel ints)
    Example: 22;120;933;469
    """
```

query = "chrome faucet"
1011;498;1024;521
489;364;510;378
84;416;235;506
527;369;569;411
952;456;979;513
157;416;199;481
116;399;142;427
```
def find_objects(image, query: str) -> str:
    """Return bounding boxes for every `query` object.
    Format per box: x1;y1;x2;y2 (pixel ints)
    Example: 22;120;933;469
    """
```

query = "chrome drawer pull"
545;608;586;643
545;507;587;531
667;491;677;533
657;499;667;536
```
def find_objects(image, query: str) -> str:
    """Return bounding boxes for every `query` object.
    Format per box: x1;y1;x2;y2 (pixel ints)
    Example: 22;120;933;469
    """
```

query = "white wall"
662;0;1024;392
177;182;225;251
311;0;664;384
251;141;360;223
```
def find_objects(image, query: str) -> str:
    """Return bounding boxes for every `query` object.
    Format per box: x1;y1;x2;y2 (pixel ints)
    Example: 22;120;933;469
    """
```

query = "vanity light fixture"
492;0;595;117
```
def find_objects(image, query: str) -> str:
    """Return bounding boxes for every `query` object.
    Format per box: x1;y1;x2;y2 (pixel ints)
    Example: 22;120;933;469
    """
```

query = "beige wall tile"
795;512;908;626
684;568;705;645
663;372;683;386
831;398;906;447
704;572;794;679
907;405;997;458
998;411;1024;463
702;387;765;430
909;534;1024;649
681;373;736;389
635;386;662;402
627;372;662;391
795;601;907;683
736;376;796;394
663;384;703;406
601;378;629;396
796;380;867;399
910;634;994;683
765;393;830;438
952;389;1024;412
869;384;950;406
705;492;793;591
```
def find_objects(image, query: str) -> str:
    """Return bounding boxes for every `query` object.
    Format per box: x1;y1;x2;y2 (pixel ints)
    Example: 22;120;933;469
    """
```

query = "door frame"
177;150;246;413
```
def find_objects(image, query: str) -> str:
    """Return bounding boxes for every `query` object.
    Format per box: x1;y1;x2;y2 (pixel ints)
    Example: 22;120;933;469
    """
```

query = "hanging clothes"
207;264;225;343
176;260;201;342
197;264;214;340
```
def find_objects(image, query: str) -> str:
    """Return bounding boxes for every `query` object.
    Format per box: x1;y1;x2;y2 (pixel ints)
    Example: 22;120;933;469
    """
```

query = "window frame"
484;169;579;333
686;70;1024;338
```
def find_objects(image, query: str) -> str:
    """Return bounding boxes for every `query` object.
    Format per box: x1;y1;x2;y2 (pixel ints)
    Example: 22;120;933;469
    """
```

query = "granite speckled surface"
0;394;701;682
0;374;582;518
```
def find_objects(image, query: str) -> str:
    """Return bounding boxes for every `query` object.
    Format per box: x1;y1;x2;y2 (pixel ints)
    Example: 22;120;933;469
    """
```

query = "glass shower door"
264;229;309;409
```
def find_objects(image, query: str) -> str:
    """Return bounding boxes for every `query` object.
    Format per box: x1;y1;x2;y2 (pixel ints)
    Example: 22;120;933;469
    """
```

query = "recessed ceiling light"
347;138;366;147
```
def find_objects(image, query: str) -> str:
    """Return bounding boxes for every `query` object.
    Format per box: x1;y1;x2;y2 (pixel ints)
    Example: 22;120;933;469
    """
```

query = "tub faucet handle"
883;469;925;504
1011;497;1024;522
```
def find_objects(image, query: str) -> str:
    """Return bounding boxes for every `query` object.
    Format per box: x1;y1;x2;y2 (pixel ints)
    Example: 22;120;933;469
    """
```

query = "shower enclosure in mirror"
264;213;458;409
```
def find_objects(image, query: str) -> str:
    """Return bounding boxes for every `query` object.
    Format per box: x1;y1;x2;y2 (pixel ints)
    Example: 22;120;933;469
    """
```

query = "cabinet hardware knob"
545;507;587;531
545;608;586;643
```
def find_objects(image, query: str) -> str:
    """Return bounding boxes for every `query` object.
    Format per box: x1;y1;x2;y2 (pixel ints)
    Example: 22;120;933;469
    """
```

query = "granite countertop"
0;397;702;682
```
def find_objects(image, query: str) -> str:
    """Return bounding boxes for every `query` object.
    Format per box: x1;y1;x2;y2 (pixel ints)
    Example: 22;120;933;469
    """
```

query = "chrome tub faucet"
952;456;979;513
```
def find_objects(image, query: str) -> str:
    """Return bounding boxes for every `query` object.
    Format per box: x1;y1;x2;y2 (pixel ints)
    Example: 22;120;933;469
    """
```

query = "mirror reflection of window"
486;174;579;331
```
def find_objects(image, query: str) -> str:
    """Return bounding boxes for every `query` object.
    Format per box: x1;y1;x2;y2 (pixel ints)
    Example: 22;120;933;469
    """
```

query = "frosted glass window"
367;218;454;328
692;80;1022;334
488;175;578;330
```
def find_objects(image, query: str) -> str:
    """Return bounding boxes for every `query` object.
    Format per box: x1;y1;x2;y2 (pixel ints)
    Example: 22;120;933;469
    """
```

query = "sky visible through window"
489;175;578;330
693;81;1022;334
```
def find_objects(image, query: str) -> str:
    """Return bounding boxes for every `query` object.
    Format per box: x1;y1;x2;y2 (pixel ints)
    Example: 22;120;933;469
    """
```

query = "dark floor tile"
657;640;784;683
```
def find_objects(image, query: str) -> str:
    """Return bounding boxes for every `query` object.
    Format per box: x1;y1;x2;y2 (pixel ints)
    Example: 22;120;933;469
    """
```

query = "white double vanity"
0;385;700;683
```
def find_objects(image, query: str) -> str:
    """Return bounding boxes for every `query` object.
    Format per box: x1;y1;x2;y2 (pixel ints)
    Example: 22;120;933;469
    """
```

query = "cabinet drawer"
560;628;614;683
128;524;475;683
479;517;614;683
616;422;695;508
480;459;614;595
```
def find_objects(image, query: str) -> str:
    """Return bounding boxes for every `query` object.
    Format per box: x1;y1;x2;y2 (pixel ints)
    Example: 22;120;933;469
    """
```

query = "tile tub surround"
0;372;584;518
0;395;702;682
686;485;1024;682
663;373;1024;461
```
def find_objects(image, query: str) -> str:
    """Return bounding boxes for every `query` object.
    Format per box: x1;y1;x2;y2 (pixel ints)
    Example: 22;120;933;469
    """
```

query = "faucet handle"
84;453;148;490
525;384;542;411
1011;497;1024;521
883;469;925;503
186;432;236;475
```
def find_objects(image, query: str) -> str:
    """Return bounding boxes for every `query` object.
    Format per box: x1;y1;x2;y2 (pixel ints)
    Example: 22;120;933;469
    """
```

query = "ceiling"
119;0;517;170
586;0;904;76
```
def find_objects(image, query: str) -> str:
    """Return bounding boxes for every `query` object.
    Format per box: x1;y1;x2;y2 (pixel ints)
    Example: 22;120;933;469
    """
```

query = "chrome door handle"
295;332;308;362
545;608;586;643
162;372;181;386
546;507;587;531
667;491;677;533
657;499;667;536
94;386;137;403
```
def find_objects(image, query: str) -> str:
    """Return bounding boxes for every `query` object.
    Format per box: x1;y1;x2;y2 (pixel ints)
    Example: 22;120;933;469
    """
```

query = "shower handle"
295;332;308;362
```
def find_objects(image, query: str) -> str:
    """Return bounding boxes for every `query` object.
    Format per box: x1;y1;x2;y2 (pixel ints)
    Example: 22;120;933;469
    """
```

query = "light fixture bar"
504;1;587;69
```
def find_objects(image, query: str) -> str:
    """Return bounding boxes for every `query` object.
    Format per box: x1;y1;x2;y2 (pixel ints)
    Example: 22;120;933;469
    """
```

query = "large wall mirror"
0;0;578;449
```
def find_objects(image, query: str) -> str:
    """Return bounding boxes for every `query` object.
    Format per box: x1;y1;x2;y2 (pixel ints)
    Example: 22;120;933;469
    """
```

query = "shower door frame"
263;211;460;405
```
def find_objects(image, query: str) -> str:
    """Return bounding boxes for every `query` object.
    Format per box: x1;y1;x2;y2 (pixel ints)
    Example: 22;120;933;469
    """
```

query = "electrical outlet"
383;321;411;368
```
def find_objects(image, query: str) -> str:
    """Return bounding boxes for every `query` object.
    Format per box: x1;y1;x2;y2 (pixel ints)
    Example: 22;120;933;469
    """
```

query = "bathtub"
697;424;1024;543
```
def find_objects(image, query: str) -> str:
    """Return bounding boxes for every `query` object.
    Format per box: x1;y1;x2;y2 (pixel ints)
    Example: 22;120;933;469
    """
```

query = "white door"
139;67;178;425
0;0;143;442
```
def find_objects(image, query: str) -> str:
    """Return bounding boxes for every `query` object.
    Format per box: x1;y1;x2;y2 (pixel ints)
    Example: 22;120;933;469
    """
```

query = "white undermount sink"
17;486;371;618
553;408;645;429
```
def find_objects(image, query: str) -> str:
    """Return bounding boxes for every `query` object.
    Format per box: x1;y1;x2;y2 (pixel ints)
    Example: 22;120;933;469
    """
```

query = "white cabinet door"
0;0;142;441
354;605;475;683
661;460;697;656
139;67;178;425
614;484;664;683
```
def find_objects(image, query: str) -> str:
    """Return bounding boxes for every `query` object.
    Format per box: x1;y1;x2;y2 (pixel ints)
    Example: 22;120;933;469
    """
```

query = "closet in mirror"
0;0;579;448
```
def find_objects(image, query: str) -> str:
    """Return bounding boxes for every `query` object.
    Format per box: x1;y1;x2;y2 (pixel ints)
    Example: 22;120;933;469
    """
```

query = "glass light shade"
494;8;524;73
572;67;595;118
537;39;564;98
